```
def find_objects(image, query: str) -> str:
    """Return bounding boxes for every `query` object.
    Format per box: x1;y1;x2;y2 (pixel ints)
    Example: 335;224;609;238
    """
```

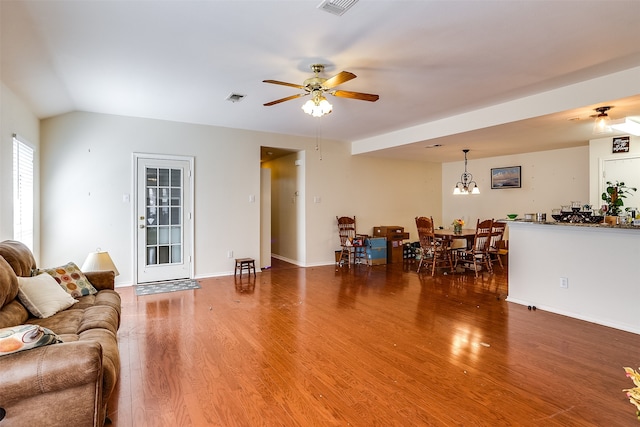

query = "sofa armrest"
0;341;103;403
84;271;115;291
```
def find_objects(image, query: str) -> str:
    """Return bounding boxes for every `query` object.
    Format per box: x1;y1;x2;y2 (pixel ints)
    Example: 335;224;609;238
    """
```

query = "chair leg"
431;255;436;276
445;250;454;273
339;247;351;267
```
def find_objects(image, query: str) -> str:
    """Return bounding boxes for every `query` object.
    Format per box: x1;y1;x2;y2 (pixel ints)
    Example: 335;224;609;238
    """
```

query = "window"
13;135;34;251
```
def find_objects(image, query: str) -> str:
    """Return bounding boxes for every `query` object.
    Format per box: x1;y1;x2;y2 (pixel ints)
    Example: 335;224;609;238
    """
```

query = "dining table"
434;228;476;249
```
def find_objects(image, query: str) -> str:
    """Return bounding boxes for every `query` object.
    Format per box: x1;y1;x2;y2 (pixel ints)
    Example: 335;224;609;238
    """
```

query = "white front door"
135;155;193;284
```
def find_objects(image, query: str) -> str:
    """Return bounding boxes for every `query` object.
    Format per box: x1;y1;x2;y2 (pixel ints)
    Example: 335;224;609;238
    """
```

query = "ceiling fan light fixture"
592;106;613;134
609;117;640;136
302;95;332;117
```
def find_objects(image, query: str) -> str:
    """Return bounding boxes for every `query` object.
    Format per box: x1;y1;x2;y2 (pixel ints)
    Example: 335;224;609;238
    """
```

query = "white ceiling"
2;0;640;163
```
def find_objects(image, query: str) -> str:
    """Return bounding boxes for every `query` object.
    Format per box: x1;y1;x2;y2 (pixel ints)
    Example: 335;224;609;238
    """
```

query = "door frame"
599;154;640;209
133;153;195;284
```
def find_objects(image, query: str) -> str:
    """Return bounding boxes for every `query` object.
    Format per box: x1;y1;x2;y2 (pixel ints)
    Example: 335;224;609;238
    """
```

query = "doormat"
134;279;201;296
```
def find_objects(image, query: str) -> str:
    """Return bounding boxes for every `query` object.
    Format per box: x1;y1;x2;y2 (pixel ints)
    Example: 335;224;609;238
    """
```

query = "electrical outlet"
560;277;568;289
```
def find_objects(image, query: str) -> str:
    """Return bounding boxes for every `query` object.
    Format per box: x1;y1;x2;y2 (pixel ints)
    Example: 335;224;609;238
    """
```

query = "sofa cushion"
0;255;19;309
0;324;61;356
0;300;29;329
17;274;77;318
40;262;98;297
0;240;37;278
75;290;122;321
25;309;84;336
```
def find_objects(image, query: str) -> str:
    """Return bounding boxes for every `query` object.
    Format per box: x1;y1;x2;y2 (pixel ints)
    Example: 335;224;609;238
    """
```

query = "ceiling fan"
263;64;379;116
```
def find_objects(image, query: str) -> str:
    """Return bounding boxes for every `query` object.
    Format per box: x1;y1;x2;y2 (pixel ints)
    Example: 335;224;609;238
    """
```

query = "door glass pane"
147;247;156;265
146;207;157;225
146;188;156;207
159;227;170;244
170;207;180;225
159;207;170;225
171;226;181;243
171;188;181;206
171;169;181;187
145;166;183;267
159;169;169;186
147;227;157;245
159;188;169;206
146;169;157;186
159;246;170;264
171;245;181;263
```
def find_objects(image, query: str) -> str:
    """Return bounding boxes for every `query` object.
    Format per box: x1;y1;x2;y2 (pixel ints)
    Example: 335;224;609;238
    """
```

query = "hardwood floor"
108;260;639;426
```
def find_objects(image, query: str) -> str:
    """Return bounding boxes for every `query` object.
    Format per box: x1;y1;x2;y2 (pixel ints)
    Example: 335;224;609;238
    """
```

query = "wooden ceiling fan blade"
322;71;356;89
263;93;307;106
332;90;379;102
263;79;305;89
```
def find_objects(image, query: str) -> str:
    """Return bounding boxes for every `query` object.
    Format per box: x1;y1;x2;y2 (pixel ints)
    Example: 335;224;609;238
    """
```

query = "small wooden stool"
234;258;256;277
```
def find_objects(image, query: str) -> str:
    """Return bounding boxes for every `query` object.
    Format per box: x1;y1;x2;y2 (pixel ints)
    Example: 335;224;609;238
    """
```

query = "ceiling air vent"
226;93;246;103
317;0;359;16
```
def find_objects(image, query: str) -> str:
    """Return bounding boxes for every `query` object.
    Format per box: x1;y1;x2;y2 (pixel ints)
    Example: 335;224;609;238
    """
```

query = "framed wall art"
491;166;521;189
612;136;630;153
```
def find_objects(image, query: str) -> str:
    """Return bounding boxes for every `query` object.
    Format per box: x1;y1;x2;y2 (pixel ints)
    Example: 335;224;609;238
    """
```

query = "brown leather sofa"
0;240;121;427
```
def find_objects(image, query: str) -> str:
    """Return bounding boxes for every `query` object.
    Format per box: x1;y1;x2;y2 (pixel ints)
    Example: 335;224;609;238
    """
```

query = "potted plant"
601;181;637;222
624;367;640;421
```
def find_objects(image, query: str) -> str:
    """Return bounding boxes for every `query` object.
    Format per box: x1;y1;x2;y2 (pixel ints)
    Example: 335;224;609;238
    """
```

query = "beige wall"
6;89;617;283
0;82;40;259
3;99;619;284
265;148;443;266
40;111;442;284
442;146;590;227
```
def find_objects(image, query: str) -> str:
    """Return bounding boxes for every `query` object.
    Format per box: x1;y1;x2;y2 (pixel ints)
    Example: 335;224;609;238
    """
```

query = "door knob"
139;224;145;229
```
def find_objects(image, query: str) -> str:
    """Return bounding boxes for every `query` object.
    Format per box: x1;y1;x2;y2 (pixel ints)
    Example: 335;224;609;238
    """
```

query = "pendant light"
453;149;480;195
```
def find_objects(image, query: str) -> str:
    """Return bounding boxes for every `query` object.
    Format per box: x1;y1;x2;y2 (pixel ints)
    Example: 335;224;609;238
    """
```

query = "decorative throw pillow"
0;324;61;357
17;273;78;318
40;262;97;297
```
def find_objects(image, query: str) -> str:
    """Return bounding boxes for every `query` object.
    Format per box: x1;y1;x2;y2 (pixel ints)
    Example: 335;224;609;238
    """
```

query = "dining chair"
455;218;494;277
415;216;453;276
336;216;366;267
488;221;507;270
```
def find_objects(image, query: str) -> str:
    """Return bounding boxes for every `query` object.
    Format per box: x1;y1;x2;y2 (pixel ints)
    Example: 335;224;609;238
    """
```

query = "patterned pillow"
0;324;61;357
40;262;98;297
17;273;78;318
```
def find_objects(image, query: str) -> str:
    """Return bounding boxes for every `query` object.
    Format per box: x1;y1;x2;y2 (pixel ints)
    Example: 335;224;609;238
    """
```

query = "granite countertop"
504;219;640;230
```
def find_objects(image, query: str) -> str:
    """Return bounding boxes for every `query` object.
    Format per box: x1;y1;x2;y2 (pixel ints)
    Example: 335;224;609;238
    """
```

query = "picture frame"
612;136;630;153
491;166;521;189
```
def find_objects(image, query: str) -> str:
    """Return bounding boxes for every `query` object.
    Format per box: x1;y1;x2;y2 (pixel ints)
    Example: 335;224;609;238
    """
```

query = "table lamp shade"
81;251;119;276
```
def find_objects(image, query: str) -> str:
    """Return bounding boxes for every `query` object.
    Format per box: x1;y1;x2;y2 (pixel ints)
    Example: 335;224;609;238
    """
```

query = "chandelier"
302;90;332;117
453;149;480;195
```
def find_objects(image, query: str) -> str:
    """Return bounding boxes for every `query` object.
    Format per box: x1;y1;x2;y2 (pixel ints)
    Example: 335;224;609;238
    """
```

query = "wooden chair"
488;221;507;270
455;219;494;277
415;216;453;276
336;216;366;267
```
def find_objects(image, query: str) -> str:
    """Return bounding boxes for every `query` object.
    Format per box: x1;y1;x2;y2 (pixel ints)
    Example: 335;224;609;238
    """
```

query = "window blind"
13;134;34;251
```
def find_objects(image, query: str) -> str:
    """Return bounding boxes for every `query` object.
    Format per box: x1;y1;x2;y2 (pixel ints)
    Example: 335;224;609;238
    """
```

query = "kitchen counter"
505;219;640;230
506;220;640;334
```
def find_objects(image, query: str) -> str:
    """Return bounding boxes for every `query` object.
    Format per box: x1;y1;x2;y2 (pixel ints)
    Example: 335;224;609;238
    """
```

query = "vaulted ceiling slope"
2;0;640;162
